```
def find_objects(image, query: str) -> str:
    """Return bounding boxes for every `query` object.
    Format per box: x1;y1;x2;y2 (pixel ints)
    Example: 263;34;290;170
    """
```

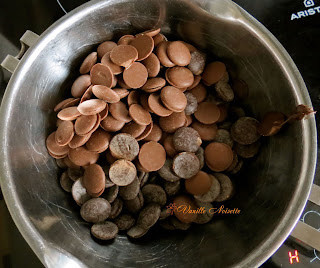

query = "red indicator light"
288;250;300;264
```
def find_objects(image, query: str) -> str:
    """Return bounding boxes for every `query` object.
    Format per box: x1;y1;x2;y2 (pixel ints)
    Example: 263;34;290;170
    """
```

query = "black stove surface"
0;1;319;268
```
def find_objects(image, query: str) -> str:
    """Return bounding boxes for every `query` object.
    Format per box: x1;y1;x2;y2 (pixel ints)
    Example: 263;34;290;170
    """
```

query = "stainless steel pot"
0;0;317;267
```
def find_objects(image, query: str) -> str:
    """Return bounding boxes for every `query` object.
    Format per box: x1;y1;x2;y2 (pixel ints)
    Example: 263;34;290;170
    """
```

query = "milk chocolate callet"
129;104;152;126
138;141;166;171
83;164;106;195
92;85;120;103
130;34;154;61
109;101;132;123
156;41;175;67
188;83;207;103
185;171;212;195
97;41;117;58
191;121;218;141
165;67;194;89
202;61;226;86
167;41;191;66
159;111;186;133
118;35;135;45
80;52;98;74
204;142;233;172
160;86;187;112
142;53;160;77
123;62;148;89
148;93;173;117
77;99;107;116
110;45;138;68
71;75;91;98
101;52;123;75
90;63;114;88
194;102;220;124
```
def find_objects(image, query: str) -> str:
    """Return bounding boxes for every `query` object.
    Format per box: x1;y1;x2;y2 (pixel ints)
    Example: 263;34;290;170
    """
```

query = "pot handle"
290;183;320;251
1;30;39;74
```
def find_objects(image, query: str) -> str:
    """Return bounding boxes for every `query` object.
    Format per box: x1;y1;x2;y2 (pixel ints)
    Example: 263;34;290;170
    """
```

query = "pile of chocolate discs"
46;28;314;240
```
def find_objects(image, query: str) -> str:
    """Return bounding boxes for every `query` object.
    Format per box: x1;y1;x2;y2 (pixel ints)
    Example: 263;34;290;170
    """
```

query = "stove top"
0;0;319;267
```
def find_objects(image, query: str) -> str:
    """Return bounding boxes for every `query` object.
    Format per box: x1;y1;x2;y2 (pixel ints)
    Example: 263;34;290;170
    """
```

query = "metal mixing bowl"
0;0;317;267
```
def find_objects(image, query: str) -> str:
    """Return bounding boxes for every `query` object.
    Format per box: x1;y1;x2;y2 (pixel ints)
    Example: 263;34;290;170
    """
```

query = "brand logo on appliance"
291;0;320;20
304;0;315;7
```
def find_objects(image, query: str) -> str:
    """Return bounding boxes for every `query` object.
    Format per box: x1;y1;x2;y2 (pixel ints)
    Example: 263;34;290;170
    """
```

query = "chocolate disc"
77;99;107;116
188;50;206;75
68;146;99;166
173;195;197;223
160;86;187;112
109;133;139;161
55;120;74;146
144;124;162;142
129;104;152;126
46;132;70;156
123;62;148;89
172;152;200;179
148;93;173;117
194;102;220;124
90;64;114;88
188;83;207;103
166;67;194;89
167;41;191;66
109;159;137;186
109;101;132;123
204;142;233;172
139;141;166;171
97;41;117;58
80;52;98;74
58;107;81;121
153;33;166;47
71;75;91;98
118;35;135;45
159;111;186;133
130;34;154;61
202;61;226;86
100;114;125;132
172;127;202;153
83;164;106;194
127;90;140;106
110;45;138;68
101;52;124;75
86;129;111;153
191;121;218;141
142;53;161;77
185;171;212;195
156;41;175;67
75;114;97;136
92;85;120;103
142;78;166;93
121;121;146;138
231;117;261;145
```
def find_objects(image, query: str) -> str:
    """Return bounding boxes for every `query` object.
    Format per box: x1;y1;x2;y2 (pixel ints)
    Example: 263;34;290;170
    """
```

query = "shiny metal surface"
0;0;317;267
